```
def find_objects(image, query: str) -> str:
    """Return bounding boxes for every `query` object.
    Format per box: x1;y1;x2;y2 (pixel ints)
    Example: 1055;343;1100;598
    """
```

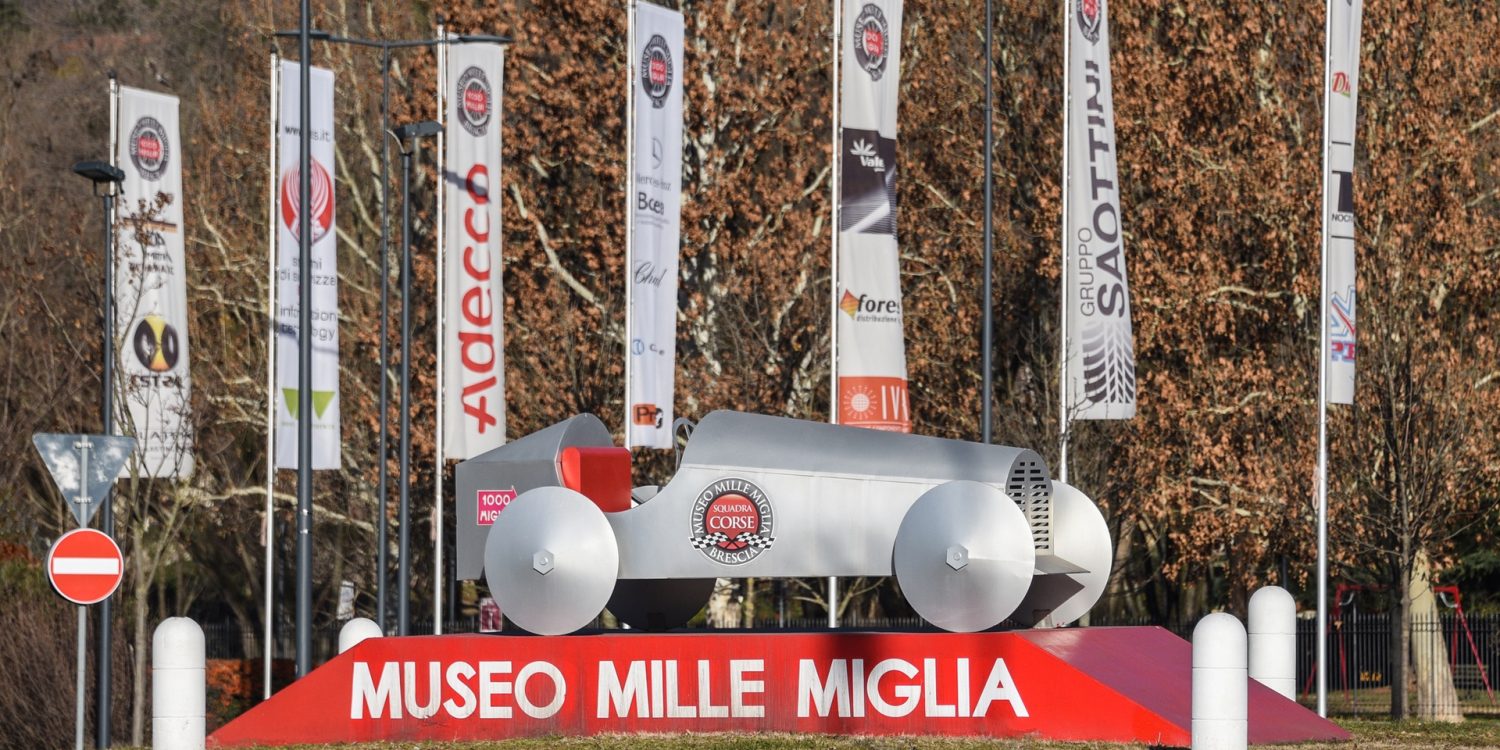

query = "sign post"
33;433;133;750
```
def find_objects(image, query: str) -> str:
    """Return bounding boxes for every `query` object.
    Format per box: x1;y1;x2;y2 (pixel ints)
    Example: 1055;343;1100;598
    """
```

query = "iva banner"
1324;0;1363;404
114;85;194;478
1064;0;1136;421
836;0;910;433
274;61;340;470
626;1;685;449
443;42;508;459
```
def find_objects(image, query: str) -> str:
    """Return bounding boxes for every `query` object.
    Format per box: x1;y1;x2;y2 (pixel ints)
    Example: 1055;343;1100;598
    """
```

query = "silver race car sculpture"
454;411;1112;635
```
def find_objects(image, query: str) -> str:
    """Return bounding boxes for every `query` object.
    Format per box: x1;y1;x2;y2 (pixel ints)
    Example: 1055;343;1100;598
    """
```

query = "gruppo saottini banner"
1064;0;1136;421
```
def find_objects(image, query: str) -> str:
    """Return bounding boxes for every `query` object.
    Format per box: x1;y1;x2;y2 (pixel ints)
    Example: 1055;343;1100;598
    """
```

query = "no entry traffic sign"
47;529;124;605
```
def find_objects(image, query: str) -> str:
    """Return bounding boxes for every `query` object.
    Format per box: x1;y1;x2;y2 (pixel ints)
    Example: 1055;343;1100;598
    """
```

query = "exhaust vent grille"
1006;459;1052;551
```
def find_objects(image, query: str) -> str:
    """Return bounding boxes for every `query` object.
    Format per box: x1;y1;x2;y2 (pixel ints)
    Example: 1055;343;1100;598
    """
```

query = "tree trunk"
1410;551;1463;721
1389;571;1410;719
131;519;147;745
705;578;738;628
740;578;757;628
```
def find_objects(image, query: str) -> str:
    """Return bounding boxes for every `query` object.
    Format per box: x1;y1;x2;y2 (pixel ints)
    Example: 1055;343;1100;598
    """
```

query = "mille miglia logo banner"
1064;0;1136;420
114;85;194;477
836;0;910;433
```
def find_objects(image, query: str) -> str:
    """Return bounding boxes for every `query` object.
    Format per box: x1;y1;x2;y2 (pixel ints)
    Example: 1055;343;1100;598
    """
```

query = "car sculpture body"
455;410;1111;635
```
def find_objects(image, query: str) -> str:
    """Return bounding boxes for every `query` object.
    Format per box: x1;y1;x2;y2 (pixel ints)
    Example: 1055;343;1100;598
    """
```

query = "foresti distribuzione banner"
274;61;340;470
443;41;508;459
114;85;194;477
626;1;685;449
836;0;910;432
1064;0;1136;421
1324;0;1363;405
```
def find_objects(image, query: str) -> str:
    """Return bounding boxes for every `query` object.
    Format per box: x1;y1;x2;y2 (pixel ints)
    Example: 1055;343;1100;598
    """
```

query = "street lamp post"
272;28;510;640
71;159;124;748
390;120;441;636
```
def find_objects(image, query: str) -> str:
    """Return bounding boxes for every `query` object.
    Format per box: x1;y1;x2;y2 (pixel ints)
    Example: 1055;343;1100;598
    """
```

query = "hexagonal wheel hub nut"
532;550;555;575
946;545;969;571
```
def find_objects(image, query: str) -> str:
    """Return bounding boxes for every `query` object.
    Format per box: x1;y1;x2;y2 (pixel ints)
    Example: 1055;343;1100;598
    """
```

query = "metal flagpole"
1316;0;1333;718
294;0;314;679
981;0;994;445
376;45;392;635
98;71;119;748
434;20;447;636
827;0;843;629
624;0;637;446
1057;0;1072;486
263;49;280;699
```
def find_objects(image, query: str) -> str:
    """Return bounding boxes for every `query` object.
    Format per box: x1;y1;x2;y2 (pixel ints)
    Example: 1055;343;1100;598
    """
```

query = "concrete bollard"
339;617;383;653
1192;612;1247;750
1248;586;1297;700
152;617;205;750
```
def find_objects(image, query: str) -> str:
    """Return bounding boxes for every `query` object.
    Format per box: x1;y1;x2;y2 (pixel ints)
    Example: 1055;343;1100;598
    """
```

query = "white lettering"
479;660;513;719
597;661;648;719
974;658;1028;718
697;660;728;718
867;659;919;718
515;661;566;719
402;661;441;719
443;662;477;718
350;661;401;719
797;659;851;718
923;658;957;718
729;659;765;718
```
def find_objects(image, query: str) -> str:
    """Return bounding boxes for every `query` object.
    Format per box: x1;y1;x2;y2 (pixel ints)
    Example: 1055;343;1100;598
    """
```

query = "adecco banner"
209;629;1347;746
274;61;340;470
443;41;508;459
836;0;911;433
114;85;194;478
625;1;685;449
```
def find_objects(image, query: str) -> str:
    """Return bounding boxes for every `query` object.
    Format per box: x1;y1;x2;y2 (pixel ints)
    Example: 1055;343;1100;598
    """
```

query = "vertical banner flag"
1064;0;1136;420
274;61;340;469
114;86;194;477
443;42;508;459
836;0;910;432
1324;0;1363;405
627;2;685;449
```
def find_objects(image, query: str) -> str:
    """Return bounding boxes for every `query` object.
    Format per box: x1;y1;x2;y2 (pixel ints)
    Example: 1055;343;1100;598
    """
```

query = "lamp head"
72;161;125;186
394;120;443;140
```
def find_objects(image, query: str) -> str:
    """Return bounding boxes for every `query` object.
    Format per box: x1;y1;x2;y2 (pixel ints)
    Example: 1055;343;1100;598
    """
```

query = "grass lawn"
198;717;1500;749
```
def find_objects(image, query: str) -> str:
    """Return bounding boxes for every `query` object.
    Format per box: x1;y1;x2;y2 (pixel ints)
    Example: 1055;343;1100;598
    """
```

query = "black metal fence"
201;611;1500;717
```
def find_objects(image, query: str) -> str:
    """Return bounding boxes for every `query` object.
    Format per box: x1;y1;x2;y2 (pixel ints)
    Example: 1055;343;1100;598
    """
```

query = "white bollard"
338;617;383;653
1192;612;1248;750
1248;586;1297;700
152;617;205;750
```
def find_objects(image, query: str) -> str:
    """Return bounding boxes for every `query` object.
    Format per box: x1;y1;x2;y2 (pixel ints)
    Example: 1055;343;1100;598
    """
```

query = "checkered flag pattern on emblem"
691;532;730;550
738;533;775;549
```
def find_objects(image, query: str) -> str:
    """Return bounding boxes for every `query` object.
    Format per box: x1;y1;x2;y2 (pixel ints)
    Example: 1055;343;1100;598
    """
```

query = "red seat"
558;446;633;513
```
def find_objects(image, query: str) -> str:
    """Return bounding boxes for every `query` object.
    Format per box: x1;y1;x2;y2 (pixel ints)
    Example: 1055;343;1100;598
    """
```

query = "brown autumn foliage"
0;0;1497;732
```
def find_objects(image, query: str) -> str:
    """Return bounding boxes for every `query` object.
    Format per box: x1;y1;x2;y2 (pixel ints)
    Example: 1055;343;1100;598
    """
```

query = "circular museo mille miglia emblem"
852;4;890;81
456;66;492;137
640;34;673;109
129;116;171;181
690;478;776;565
1077;0;1103;44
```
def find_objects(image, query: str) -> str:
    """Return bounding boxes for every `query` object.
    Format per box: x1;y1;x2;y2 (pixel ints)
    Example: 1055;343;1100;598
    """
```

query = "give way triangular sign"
32;433;137;526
